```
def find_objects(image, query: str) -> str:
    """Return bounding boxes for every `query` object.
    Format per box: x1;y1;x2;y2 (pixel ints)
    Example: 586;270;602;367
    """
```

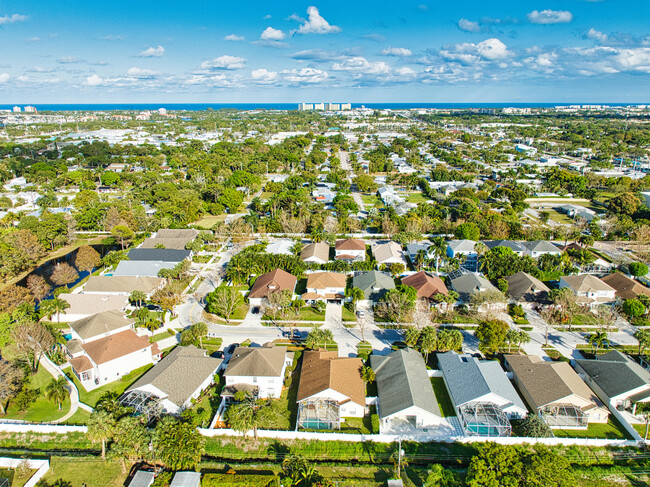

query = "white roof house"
266;239;295;256
372;241;407;266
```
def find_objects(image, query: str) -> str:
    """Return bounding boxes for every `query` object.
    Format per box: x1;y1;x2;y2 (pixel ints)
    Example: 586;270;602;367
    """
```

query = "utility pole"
397;437;403;478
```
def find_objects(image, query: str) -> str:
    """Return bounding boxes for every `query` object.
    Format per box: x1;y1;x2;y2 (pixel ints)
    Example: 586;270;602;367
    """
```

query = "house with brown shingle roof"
335;238;366;262
400;271;448;301
248;269;297;306
601;272;650;301
65;311;161;391
505;354;609;429
296;351;367;429
302;272;346;303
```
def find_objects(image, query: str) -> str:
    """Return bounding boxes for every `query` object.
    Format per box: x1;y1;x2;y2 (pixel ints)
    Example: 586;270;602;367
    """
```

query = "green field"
553;419;630;440
430;377;456;418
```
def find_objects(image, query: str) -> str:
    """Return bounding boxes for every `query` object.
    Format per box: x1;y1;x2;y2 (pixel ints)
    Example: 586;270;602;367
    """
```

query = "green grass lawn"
149;329;176;342
192;254;212;263
206;304;250;323
195;214;227;228
342;306;357;322
361;194;380;205
200;337;223;355
41;456;126;487
553;418;630;439
63;407;92;425
0;467;35;487
430;377;456;418
633;423;649;438
407;192;429;203
3;366;71;423
65;363;154;407
340;416;373;434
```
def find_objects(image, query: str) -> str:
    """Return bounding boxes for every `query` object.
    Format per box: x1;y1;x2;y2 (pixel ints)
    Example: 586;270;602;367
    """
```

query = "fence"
0;457;49;487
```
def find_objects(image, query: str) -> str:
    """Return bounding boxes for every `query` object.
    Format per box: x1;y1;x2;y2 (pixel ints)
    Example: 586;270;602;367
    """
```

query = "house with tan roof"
123;345;223;414
601;272;650;301
248;269;297;307
59;294;128;322
559;274;616;305
141;229;199;250
223;345;290;399
335;238;366;262
300;242;330;264
302;272;346;303
65;310;161;391
400;271;448;301
505;354;609;429
82;275;165;296
296;351;366;429
372;241;407;267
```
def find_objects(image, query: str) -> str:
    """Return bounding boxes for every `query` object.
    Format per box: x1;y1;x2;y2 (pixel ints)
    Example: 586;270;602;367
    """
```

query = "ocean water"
0;102;641;112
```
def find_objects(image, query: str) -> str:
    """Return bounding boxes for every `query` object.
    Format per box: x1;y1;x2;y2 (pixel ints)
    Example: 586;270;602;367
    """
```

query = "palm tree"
360;365;375;383
51;297;70;323
87;410;116;459
430;237;447;275
291;299;305;317
345;287;365;313
226;392;282;440
310;231;324;243
404;327;421;348
587;331;609;354
129;290;147;308
45;376;68;410
474;242;488;272
414;249;428;271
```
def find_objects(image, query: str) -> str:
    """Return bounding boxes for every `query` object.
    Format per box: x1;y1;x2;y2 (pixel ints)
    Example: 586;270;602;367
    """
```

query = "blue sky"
0;0;649;103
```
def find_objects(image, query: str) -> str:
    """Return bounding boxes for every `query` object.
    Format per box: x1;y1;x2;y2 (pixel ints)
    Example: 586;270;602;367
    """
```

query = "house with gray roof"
352;270;396;305
405;242;430;263
223;344;290;399
575;350;650;416
522;240;562;258
446;240;478;271
449;273;499;304
170;471;201;487
112;260;176;277
484;240;526;256
437;352;527;436
370;348;443;431
124;345;222;414
505;271;550;305
128;248;191;263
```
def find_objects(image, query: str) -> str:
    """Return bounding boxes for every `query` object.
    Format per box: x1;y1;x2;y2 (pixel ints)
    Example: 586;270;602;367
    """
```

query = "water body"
0;102;645;112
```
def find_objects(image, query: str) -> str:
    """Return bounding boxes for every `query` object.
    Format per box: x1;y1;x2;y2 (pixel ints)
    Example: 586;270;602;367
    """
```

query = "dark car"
146;304;162;311
226;343;239;354
211;351;224;359
251;307;261;315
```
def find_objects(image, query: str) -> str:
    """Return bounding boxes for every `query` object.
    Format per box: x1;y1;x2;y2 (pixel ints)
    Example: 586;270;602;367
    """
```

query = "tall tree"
50;262;79;287
0;360;22;414
226;391;283;440
26;274;50;302
45;376;68;410
205;286;244;324
87;409;117;459
110;416;151;472
152;416;206;470
11;322;55;371
475;319;509;354
74;245;102;273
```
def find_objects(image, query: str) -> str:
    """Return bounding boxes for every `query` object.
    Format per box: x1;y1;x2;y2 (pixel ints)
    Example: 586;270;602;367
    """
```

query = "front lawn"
149;329;176;343
553;418;630;439
634;423;649;438
407;192;429;203
342;306;357;322
430;377;456;418
3;366;71;423
65;363;154;407
200;337;223;355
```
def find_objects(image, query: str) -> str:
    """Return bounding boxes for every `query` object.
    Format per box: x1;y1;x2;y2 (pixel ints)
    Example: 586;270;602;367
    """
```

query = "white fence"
0;457;49;487
0;423;87;434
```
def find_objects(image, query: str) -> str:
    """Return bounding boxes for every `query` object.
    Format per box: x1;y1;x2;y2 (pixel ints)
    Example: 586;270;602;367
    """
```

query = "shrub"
13;388;39;412
371;413;380;434
623;298;645;318
508;303;525;318
629;262;649;277
284;376;293;388
152;471;173;487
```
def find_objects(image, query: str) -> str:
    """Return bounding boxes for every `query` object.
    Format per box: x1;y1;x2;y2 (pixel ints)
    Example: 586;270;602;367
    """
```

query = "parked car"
226;343;239;354
211;351;224;359
251;307;261;315
146;304;162;311
356;310;365;318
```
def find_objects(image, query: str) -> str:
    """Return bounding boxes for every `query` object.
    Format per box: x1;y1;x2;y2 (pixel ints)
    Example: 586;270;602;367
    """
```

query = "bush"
13;388;39;412
629;262;649;277
284;376;292;388
152;471;173;487
371;413;380;434
508;303;525;319
623;298;646;318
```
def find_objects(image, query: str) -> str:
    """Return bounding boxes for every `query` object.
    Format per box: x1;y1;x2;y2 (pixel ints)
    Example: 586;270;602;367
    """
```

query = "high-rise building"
24;106;37;113
340;103;351;110
314;103;325;110
12;106;21;112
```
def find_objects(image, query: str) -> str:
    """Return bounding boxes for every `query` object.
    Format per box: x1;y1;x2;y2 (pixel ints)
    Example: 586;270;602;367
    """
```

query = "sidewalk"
39;355;82;423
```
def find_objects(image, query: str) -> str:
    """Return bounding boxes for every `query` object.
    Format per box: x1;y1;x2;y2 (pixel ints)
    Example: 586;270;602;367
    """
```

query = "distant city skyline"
0;0;649;103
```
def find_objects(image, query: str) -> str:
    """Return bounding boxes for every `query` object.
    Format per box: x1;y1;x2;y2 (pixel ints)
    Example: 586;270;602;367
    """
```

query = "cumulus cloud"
527;10;572;24
251;68;278;83
586;28;608;43
57;56;83;64
126;67;160;78
138;45;165;57
200;55;246;70
0;14;28;25
84;74;104;86
294;6;341;34
282;67;329;84
260;27;286;41
331;56;391;75
458;19;481;33
224;34;245;41
26;66;56;73
381;47;412;57
441;38;511;64
0;73;9;83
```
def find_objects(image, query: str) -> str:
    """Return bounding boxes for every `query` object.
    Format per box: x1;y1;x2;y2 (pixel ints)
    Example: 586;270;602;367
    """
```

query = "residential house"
601;272;650;301
59;294;128;322
505;354;609;428
446;240;478;271
377;185;405;206
296;351;366;429
223;345;290;399
247;269;297;307
559;274;616;305
112;260;176;277
335;239;366;262
352;270;396;306
484;240;526;256
300;242;330;264
400;271;448;301
370;348;443;431
82;276;165;296
266;239;295;256
372;241;407;267
449;273;499;304
128;248;191;263
123;345;223;414
575;350;650;416
141;228;199;250
405;242;430;264
66;311;161;391
522;240;563;258
505;271;550;306
438;352;527;437
302;272;346;303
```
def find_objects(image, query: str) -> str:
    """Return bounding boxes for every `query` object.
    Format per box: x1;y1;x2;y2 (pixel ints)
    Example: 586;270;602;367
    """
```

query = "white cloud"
0;73;9;83
251;68;278;83
57;56;82;64
260;27;286;41
441;38;510;64
294;6;341;34
331;57;391;74
282;67;329;84
395;67;417;77
126;67;160;78
0;14;28;25
84;74;104;86
138;45;165;57
527;10;572;24
27;66;56;73
586;28;608;43
458;19;480;33
381;47;412;57
614;48;650;73
200;55;246;70
224;34;245;41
